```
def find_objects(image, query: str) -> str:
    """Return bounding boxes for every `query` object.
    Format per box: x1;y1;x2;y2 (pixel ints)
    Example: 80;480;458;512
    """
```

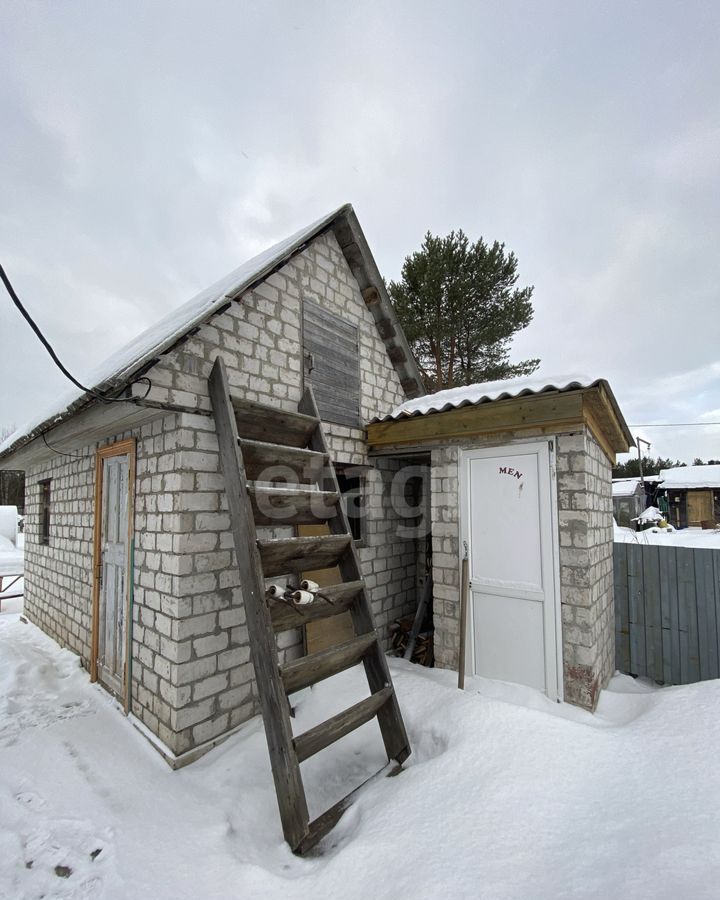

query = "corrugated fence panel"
614;542;720;685
627;544;645;677
614;545;630;673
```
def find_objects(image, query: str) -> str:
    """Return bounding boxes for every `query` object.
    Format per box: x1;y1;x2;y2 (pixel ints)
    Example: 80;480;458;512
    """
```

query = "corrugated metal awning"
367;373;634;456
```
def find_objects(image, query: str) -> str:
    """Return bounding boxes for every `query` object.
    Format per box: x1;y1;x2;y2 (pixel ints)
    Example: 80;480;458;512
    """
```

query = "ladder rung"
231;396;319;448
295;791;351;855
258;534;351;577
293;761;400;855
239;439;327;484
294;687;393;763
269;580;364;632
280;632;377;694
249;486;339;527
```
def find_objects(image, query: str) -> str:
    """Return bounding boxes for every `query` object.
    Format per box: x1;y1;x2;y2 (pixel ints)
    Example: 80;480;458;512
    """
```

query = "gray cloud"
1;0;718;463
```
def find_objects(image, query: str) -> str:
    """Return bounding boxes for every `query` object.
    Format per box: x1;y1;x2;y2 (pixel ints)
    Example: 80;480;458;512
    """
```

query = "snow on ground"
615;522;720;548
2;604;720;899
0;532;23;610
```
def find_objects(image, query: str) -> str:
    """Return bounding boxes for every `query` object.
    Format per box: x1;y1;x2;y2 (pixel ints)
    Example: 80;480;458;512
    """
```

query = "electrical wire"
1;261;151;403
41;433;86;459
5;262;720;436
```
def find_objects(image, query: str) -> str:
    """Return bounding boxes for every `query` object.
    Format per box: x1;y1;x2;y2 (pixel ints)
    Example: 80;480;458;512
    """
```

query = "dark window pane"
39;480;51;545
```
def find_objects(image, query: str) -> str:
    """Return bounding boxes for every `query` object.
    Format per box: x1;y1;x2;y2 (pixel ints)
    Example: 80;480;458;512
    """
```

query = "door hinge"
548;439;554;451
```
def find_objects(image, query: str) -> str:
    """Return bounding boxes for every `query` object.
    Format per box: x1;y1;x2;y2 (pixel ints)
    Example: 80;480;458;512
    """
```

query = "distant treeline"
612;457;720;479
0;470;24;513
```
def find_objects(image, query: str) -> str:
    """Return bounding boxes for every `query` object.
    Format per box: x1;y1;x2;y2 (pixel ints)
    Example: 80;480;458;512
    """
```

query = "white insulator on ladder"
291;589;315;606
266;583;288;597
300;579;320;593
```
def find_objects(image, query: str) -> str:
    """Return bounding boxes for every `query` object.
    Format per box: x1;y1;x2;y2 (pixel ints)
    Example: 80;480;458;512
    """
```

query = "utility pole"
636;436;651;489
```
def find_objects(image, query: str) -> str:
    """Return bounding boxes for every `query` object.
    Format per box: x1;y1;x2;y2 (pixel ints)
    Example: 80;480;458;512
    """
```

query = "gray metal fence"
614;542;720;684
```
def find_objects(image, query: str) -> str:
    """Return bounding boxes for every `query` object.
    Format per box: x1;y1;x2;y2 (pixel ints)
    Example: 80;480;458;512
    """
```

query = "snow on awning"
367;372;634;456
658;465;720;490
374;374;603;421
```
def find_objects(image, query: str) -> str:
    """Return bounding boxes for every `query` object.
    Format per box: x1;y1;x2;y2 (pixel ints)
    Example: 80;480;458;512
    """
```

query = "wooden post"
404;577;432;661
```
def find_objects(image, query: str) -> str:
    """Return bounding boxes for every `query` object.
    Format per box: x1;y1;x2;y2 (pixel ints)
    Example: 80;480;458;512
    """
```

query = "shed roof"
612;478;645;498
367;373;633;461
1;204;424;464
659;465;720;490
375;374;611;420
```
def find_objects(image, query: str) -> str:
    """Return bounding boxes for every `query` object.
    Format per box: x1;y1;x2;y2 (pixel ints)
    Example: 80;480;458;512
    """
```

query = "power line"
42;433;86;459
629;422;720;428
0;260;151;403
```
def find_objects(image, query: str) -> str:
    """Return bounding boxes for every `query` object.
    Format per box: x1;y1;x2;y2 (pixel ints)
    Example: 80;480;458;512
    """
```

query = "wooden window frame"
38;478;51;545
90;438;136;714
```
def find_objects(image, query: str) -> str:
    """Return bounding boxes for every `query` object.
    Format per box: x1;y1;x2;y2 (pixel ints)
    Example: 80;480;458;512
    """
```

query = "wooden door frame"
91;438;136;713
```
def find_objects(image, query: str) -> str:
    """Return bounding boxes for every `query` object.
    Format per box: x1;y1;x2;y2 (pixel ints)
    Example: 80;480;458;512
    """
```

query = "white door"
97;454;129;696
462;442;560;698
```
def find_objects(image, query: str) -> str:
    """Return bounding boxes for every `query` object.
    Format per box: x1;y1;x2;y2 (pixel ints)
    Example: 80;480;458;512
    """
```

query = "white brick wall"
556;428;615;708
22;231;418;758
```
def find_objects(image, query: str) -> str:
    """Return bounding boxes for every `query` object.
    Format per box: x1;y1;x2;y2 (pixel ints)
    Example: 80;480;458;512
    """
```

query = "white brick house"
0;206;633;770
0;205;426;765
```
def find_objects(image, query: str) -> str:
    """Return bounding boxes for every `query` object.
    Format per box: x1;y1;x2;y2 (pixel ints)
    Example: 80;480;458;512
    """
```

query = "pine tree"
388;230;539;391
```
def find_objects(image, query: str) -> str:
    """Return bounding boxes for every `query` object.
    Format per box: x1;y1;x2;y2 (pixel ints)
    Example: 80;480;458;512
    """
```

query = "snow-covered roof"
377;374;602;420
369;372;633;453
0;204;424;462
658;465;720;490
612;478;645;498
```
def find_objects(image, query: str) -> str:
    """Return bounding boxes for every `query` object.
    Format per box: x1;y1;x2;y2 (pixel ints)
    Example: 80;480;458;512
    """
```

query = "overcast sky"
1;1;718;464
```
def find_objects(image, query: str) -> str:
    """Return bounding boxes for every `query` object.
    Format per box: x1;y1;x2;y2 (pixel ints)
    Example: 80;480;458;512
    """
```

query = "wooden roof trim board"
581;384;632;464
367;385;633;463
0;205;425;467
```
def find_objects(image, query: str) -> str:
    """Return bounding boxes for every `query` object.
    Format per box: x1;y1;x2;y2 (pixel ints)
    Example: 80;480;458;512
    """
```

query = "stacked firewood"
390;616;434;667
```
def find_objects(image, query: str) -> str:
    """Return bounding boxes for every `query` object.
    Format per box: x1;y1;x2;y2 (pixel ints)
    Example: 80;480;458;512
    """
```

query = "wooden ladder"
208;357;411;854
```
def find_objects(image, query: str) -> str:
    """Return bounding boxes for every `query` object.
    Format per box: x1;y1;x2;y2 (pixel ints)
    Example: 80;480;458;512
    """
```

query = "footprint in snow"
15;789;48;812
19;819;113;900
0;693;94;747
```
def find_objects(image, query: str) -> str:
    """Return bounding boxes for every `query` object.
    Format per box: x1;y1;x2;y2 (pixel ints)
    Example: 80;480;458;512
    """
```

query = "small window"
337;466;365;543
39;479;51;545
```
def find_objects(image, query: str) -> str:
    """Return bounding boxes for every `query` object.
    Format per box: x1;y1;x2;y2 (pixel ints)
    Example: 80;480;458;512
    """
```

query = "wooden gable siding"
303;299;360;428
